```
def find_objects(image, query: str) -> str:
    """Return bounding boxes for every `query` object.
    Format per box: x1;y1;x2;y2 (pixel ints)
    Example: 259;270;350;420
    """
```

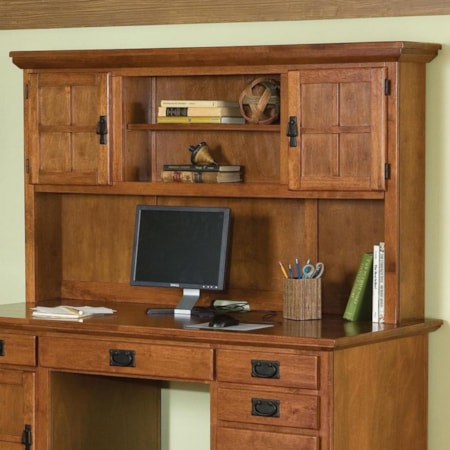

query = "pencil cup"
283;278;322;320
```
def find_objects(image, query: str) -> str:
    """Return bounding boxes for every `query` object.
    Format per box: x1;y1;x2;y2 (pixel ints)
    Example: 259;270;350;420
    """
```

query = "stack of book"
161;164;243;184
157;100;245;124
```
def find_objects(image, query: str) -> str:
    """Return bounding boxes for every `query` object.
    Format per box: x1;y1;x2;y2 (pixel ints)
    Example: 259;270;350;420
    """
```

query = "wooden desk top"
0;301;442;351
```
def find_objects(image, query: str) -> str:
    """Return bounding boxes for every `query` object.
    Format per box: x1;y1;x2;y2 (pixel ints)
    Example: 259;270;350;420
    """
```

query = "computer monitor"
130;205;231;316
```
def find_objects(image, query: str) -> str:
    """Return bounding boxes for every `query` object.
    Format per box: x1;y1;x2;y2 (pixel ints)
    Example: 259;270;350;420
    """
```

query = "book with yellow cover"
157;116;245;124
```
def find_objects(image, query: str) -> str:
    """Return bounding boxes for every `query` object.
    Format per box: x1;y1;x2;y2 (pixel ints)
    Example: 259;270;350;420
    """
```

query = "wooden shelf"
33;182;386;199
127;123;280;132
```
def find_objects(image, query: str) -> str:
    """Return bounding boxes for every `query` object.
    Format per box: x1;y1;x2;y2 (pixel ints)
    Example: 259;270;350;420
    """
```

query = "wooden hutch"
0;41;442;450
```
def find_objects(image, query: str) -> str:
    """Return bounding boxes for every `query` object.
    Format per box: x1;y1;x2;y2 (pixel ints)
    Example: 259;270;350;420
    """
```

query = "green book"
343;252;373;321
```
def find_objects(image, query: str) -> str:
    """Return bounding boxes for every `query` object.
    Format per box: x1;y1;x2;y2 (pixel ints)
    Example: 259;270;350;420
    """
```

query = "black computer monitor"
130;205;231;316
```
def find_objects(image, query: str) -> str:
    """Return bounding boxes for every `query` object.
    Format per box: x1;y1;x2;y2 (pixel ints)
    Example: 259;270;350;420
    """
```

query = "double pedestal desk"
0;302;442;449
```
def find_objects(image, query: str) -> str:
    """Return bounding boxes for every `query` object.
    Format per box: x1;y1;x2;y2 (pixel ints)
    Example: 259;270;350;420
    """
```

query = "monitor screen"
130;205;231;315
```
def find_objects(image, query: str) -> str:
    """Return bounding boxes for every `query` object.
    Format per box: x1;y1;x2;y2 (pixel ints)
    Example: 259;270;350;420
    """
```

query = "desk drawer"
0;333;36;366
216;427;319;450
39;336;213;381
216;348;319;389
216;385;319;430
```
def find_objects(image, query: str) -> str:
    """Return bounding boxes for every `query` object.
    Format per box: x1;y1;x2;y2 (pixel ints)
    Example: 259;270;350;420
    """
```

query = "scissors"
302;260;325;279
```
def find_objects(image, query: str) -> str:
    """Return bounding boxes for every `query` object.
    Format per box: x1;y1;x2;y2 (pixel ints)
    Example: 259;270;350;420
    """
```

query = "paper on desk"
32;305;116;319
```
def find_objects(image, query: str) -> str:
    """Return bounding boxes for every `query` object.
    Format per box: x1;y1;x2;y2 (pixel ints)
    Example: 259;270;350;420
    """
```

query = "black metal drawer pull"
286;116;298;147
96;115;108;144
109;349;136;367
21;424;32;450
251;398;280;418
251;359;280;379
0;339;4;356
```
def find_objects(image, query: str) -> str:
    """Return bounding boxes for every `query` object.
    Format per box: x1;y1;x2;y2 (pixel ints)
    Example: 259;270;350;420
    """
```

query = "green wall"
0;15;448;449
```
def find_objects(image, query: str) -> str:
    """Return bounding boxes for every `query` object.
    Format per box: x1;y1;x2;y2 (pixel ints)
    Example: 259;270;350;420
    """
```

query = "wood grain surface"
0;0;449;30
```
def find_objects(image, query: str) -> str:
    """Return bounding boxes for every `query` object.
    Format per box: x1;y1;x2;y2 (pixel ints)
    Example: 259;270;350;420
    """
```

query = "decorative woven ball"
239;77;280;125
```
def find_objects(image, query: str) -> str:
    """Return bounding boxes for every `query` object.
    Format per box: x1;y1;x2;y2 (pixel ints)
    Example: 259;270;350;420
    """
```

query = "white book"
160;99;239;108
378;242;385;323
158;106;242;117
372;244;380;322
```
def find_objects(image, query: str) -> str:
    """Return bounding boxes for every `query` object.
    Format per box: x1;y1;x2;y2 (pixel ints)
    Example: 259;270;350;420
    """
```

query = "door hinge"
384;163;391;180
24;84;29;100
21;424;32;450
384;79;391;96
25;159;30;174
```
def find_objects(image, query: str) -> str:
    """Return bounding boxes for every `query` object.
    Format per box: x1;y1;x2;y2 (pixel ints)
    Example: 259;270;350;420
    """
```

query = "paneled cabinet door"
287;67;387;191
27;72;110;185
0;369;35;450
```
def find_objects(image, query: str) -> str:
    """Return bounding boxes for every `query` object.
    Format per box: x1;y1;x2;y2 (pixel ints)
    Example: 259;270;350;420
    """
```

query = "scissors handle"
302;261;324;278
314;262;325;278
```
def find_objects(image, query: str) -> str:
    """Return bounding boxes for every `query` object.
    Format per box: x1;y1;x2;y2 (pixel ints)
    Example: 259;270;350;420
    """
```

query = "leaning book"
343;252;373;321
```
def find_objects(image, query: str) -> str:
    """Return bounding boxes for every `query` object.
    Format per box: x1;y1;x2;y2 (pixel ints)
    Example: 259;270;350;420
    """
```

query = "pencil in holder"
283;278;322;320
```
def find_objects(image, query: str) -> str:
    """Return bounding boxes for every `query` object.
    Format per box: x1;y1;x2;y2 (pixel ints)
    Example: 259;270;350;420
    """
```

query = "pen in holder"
283;278;322;320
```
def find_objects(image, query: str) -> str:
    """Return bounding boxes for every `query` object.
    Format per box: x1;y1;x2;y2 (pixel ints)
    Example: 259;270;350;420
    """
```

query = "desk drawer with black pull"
39;336;213;381
216;385;319;430
0;333;36;366
216;348;319;389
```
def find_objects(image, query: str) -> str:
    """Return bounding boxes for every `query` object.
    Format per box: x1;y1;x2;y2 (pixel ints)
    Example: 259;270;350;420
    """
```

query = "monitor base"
146;289;213;318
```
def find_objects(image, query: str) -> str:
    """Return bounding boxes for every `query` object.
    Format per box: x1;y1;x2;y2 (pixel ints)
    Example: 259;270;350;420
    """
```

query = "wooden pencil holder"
283;278;322;320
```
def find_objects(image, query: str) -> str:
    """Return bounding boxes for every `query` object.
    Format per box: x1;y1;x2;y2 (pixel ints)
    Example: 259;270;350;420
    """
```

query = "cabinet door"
287;67;387;191
0;369;35;450
27;72;110;185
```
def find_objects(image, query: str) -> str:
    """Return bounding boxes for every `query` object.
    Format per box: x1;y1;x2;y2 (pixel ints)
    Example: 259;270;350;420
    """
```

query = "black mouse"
208;314;240;328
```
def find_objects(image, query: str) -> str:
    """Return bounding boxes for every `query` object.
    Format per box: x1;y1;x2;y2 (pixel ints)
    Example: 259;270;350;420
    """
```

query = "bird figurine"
189;141;217;166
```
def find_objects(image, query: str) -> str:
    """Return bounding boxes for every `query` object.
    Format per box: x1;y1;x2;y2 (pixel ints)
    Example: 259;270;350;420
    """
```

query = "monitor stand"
174;288;200;316
146;289;209;317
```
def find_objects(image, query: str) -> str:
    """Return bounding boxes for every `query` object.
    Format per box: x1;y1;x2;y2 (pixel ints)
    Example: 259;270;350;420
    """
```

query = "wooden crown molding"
10;42;441;71
0;0;449;30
